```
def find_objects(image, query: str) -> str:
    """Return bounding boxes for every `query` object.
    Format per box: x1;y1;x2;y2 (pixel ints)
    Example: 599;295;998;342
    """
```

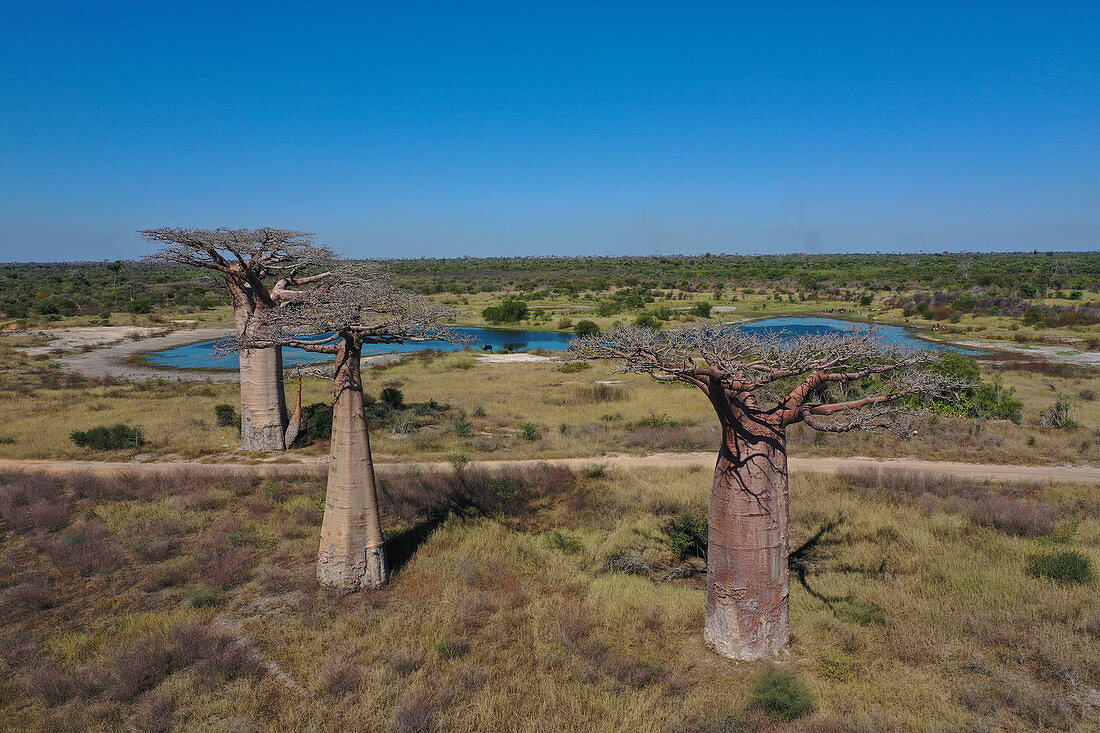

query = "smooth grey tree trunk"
316;338;387;590
231;293;289;452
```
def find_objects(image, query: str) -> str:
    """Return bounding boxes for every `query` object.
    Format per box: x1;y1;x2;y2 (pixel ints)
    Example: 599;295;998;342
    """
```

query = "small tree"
219;265;458;590
141;227;333;452
570;324;964;659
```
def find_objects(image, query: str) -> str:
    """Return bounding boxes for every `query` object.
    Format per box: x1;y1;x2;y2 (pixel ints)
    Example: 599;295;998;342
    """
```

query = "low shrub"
37;522;126;575
380;387;405;409
520;422;540;441
70;423;145;450
393;692;436;733
574;320;600;336
1026;551;1095;585
547;531;584;554
665;512;708;560
132;690;176;733
213;404;237;428
559;361;591;373
1039;395;1079;430
301;403;333;442
451;412;474;438
319;656;362;697
747;667;815;721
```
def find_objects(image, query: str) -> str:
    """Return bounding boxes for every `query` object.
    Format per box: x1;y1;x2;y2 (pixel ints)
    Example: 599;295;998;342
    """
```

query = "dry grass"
1;320;1098;466
1;465;1097;731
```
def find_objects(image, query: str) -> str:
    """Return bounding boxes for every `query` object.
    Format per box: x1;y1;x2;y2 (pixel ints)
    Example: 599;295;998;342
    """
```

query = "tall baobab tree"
569;324;965;660
140;228;333;451
218;265;458;590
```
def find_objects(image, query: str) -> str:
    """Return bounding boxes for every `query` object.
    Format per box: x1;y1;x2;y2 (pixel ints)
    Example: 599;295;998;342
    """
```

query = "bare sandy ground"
18;326;176;355
475;353;556;363
953;338;1100;370
41;327;239;383
2;453;1098;484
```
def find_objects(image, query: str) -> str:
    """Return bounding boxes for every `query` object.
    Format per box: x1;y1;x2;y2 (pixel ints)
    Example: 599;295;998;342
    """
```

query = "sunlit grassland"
1;466;1096;731
0;334;1097;465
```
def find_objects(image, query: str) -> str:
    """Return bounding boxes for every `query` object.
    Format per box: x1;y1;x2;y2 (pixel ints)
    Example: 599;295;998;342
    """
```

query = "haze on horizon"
1;2;1097;263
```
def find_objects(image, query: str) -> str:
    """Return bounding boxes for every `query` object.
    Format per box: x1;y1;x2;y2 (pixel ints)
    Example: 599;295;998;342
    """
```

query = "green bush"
547;531;584;554
574;320;600;336
665;512;707;559
214;403;237;427
634;312;661;329
70;424;145;450
1039;395;1079;430
747;667;815;721
380;387;405;409
482;298;529;324
520;422;540;441
690;301;712;318
189;587;221;608
301;403;333;441
1026;551;1094;585
452;412;474;438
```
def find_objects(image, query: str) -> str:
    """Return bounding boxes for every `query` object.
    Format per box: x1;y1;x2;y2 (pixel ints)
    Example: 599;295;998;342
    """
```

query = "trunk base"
317;542;388;591
240;414;286;452
704;592;789;660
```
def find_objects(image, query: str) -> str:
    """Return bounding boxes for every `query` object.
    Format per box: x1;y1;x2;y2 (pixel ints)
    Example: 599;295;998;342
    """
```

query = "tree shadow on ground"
384;515;447;576
788;519;889;625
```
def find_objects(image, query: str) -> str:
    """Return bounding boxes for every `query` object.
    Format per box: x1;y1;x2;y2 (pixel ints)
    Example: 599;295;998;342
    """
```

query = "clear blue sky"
1;1;1097;261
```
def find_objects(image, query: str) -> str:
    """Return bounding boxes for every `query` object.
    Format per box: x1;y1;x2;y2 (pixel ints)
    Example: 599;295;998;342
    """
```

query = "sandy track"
2;454;1098;484
52;327;238;383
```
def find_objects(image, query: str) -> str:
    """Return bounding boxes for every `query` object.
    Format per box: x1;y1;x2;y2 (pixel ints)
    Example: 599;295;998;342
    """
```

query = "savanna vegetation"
0;252;1097;729
0;464;1096;731
3;252;1099;348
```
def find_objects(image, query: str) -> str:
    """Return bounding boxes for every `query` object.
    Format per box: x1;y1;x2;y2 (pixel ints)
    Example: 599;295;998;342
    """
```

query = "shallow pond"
143;318;975;370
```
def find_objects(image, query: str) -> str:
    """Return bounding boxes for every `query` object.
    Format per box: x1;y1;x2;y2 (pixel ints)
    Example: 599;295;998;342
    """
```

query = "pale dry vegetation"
1;465;1097;731
3;337;1097;466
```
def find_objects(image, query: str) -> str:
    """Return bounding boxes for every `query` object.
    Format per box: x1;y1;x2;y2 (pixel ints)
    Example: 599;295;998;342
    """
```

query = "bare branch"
569;322;971;435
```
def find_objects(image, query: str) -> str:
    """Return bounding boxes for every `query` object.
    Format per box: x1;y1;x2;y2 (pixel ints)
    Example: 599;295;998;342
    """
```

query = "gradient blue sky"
1;1;1097;261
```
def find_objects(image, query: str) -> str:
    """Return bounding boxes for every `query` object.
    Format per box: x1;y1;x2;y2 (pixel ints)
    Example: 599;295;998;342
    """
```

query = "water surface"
144;318;975;370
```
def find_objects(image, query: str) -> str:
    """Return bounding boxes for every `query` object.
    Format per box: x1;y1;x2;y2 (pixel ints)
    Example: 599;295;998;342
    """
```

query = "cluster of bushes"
482;297;529;324
890;290;1099;327
70;423;145;450
916;353;1024;422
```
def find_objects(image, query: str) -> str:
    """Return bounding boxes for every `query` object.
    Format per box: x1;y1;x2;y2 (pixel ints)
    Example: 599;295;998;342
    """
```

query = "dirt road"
2;453;1098;484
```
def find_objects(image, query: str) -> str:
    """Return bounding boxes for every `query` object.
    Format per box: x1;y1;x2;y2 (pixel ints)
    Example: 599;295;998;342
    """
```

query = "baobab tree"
217;265;457;590
140;227;334;451
569;323;965;660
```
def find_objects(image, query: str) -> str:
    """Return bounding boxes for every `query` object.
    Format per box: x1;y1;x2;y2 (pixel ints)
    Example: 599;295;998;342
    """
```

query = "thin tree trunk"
284;371;303;448
231;293;289;452
704;425;790;660
317;338;387;590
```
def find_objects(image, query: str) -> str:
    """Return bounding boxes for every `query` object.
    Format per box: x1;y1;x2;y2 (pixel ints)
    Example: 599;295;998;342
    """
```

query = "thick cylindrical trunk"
704;427;790;660
232;297;289;452
238;344;289;451
317;338;387;590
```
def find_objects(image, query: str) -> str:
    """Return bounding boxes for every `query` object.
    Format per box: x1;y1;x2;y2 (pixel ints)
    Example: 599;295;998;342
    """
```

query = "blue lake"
144;318;975;370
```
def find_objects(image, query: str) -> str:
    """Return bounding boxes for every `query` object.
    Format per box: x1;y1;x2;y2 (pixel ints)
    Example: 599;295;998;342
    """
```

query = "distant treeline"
384;251;1099;296
0;261;219;321
1;252;1097;323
